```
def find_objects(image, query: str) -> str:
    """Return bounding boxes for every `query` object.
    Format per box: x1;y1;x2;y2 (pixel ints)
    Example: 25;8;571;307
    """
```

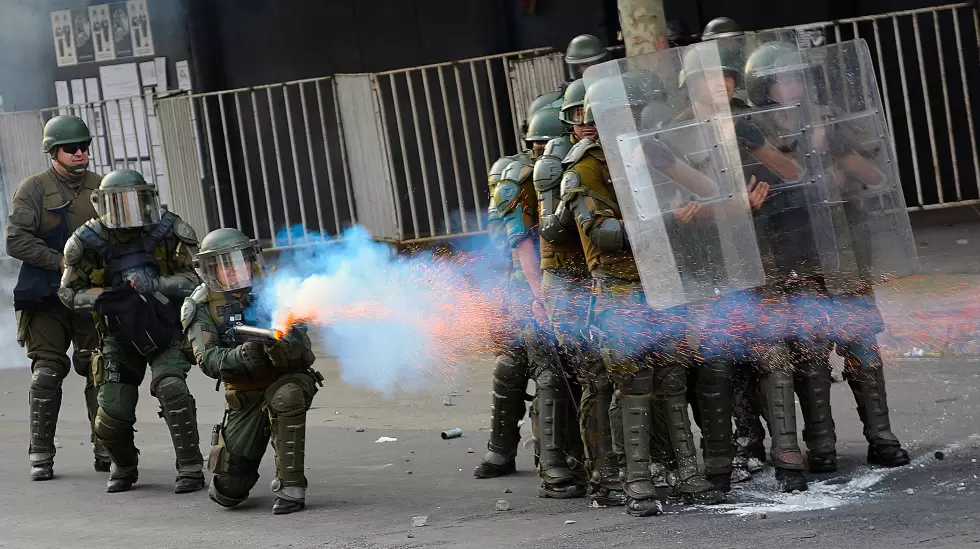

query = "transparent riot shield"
675;35;863;289
803;39;918;286
582;46;765;310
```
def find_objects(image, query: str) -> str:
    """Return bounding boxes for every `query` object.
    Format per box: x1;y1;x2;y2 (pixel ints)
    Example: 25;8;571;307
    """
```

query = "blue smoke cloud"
253;225;510;397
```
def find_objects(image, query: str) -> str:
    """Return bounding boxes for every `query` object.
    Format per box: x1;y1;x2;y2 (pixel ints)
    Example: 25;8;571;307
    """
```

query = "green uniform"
474;154;534;479
6;166;107;475
559;138;723;516
60;172;205;494
183;286;320;512
536;133;623;506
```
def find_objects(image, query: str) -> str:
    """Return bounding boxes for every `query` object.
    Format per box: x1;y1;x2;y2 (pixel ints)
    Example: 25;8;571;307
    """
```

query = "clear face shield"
93;185;161;229
195;243;266;293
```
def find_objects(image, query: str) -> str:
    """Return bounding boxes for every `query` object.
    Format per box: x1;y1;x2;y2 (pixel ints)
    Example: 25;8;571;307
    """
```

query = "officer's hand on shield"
746;175;770;210
670;190;702;224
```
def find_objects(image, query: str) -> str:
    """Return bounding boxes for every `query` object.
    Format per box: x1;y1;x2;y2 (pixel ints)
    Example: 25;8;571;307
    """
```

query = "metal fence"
775;2;980;210
372;48;564;241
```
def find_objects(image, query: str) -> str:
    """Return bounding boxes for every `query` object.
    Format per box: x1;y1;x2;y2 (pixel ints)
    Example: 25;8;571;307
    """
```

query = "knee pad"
535;368;561;390
211;471;258;506
655;365;686;396
94;407;134;442
31;365;64;391
154;375;190;404
267;381;306;415
620;369;654;396
493;354;527;390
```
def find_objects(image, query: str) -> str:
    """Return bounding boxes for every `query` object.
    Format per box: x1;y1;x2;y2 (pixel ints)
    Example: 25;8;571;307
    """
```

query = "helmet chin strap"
55;158;89;179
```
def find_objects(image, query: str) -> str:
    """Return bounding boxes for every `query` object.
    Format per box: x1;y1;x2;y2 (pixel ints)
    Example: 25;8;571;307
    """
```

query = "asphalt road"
1;210;979;548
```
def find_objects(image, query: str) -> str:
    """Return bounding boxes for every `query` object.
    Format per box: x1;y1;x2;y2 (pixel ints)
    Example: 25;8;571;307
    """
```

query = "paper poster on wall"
154;57;167;94
70;79;86;105
128;0;154;57
99;63;147;159
175;60;192;91
55;81;71;116
51;10;77;67
71;8;95;64
110;3;133;58
89;4;115;62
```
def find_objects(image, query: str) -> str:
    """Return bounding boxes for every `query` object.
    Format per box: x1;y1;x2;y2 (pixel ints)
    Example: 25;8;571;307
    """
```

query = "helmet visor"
197;246;265;292
97;187;161;228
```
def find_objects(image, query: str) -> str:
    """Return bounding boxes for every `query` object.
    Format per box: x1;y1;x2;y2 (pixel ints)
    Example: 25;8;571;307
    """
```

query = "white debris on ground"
711;435;980;516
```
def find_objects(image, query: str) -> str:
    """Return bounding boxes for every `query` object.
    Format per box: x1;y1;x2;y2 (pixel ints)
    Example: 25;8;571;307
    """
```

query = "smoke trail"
255;225;510;397
0;255;30;369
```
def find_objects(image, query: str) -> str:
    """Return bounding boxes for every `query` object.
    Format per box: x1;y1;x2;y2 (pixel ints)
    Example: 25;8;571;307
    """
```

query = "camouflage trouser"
92;335;203;480
591;277;709;499
542;270;613;493
208;372;319;506
20;301;104;466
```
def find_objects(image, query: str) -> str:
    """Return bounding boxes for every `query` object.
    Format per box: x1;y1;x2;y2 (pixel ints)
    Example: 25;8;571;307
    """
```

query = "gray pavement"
1;209;980;548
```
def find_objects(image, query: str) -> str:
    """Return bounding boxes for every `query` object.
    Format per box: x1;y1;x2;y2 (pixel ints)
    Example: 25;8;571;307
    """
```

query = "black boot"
842;342;911;468
28;387;61;481
475;354;527;479
272;498;306;515
793;342;838;473
758;349;808;494
621;393;663;517
697;359;735;494
659;364;725;505
536;380;584;499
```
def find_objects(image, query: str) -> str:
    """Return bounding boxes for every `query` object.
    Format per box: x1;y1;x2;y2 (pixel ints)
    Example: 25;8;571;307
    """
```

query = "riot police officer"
559;76;725;516
565;34;610;80
59;169;205;494
538;85;625;507
744;40;911;471
5;115;109;480
701;17;745;41
182;228;320;515
494;107;587;498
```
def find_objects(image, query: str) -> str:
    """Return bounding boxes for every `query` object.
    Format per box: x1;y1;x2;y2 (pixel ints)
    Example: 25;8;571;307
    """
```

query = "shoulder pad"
562;138;599;167
63;232;85;265
173;218;199;246
543;135;572;160
82;218;108;238
533;155;565;193
180;284;209;331
492;181;520;214
560;170;585;196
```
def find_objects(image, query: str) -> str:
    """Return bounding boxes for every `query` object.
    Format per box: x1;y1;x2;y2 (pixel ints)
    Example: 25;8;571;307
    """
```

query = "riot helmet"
565;34;609;79
667;19;694;47
583;71;663;127
744;41;807;106
194;228;266;293
42;114;92;153
525;107;566;157
522;89;565;138
91;169;161;229
701;17;744;41
559;79;587;126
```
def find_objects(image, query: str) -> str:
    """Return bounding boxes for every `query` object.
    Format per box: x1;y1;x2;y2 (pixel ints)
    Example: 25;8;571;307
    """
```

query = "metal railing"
773;2;980;211
372;47;563;241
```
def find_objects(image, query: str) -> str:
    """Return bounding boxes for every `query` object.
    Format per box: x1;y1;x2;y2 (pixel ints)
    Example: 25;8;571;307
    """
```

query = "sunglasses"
61;143;90;154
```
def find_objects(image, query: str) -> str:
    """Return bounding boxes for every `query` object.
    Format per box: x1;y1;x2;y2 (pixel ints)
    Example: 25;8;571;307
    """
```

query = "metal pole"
283;85;310;242
387;75;419;239
485;58;507;157
422;68;452;235
252;89;277;241
455;62;483;231
314;79;344;236
234;92;261;239
115;99;131;170
138;95;158;192
956;7;980;202
331;78;357;225
201;96;226;227
893;15;926;207
933;9;962;201
502;56;521;151
872;20;900;179
470;60;492;174
406;71;436;235
438;65;467;233
267;86;293;245
372;75;405;240
217;93;243;229
298;82;327;238
912;13;943;204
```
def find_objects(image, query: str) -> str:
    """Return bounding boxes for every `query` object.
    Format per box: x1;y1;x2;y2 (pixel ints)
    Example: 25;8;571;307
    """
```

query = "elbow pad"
590;217;627;253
